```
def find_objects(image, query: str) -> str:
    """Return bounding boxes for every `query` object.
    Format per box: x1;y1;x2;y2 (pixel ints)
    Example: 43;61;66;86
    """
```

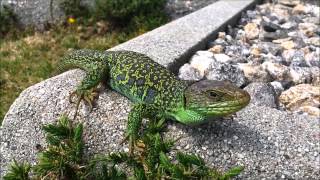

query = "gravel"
1;0;320;179
181;0;320;116
165;104;320;179
1;70;319;179
176;0;320;178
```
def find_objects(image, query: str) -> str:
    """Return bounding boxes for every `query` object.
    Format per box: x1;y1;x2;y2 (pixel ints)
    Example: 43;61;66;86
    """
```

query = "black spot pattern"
105;51;187;107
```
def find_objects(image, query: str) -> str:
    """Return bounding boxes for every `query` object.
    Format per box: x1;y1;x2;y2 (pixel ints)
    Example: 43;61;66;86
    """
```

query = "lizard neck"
164;81;205;124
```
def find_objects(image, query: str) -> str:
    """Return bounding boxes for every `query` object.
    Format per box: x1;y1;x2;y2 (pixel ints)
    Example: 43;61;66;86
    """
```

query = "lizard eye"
208;91;218;98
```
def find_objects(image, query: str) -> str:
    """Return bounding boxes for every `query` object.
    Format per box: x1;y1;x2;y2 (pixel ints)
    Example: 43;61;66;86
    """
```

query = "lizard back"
106;51;187;109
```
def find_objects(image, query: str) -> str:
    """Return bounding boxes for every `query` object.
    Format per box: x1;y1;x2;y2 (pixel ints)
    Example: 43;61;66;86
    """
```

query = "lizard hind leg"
124;103;158;156
69;69;104;119
69;88;100;119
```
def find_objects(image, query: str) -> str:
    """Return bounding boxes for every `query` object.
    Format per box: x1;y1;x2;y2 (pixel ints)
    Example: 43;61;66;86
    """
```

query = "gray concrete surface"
2;0;319;179
1;69;319;179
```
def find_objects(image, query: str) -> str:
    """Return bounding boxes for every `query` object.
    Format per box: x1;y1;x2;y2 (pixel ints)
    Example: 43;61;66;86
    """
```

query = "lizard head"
172;80;250;125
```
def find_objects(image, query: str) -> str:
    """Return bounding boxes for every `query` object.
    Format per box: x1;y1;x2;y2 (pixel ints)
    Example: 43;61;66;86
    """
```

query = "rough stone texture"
179;50;247;87
279;84;320;114
189;51;215;77
185;0;320;117
0;0;218;30
0;0;65;30
178;63;202;81
244;23;260;40
244;82;278;108
2;70;320;179
165;103;320;179
270;81;284;97
0;1;259;177
261;61;290;81
209;45;224;54
289;66;314;85
237;63;273;83
206;61;247;87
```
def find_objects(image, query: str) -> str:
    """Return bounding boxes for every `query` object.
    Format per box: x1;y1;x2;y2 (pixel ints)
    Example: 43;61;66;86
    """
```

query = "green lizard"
58;49;250;154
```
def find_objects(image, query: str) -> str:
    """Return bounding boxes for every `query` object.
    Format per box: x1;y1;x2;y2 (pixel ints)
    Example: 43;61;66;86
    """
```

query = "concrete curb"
1;0;263;177
110;0;258;73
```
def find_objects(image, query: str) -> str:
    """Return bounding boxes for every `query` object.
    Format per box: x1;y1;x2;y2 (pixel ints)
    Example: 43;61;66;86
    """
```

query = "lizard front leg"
70;68;104;119
126;103;145;155
126;103;159;155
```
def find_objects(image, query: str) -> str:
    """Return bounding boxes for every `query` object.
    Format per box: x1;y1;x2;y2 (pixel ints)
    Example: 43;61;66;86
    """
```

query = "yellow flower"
67;17;76;24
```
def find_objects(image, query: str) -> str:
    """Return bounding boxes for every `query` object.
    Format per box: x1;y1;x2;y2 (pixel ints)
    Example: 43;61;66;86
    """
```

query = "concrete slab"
1;0;265;177
110;0;257;72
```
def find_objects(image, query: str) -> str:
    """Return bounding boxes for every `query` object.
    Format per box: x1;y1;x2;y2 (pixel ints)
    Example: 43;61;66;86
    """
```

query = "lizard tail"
53;49;106;76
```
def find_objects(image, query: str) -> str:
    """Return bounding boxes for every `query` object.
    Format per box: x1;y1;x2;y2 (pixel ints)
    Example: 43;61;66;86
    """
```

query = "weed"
3;160;31;180
94;0;168;28
58;0;89;18
0;5;18;37
4;116;244;179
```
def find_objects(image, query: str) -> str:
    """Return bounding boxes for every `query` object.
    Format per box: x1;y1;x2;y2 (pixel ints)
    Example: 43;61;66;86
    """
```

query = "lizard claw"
69;91;78;104
120;134;136;156
69;89;99;119
83;95;94;112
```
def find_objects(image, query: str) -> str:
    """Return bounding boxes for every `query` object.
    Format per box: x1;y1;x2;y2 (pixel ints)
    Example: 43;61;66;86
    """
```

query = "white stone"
270;81;284;96
195;50;214;58
279;84;320;112
238;63;272;83
244;23;260;40
289;67;313;85
213;53;231;63
178;63;203;81
262;61;289;81
190;52;215;77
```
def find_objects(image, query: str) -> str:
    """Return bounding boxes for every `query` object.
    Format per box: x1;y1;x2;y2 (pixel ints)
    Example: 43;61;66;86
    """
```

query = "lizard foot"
69;89;99;119
120;134;138;156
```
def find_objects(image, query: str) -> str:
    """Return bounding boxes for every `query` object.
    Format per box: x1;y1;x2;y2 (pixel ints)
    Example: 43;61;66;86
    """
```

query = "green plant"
128;11;167;32
4;116;244;179
0;5;18;36
58;0;88;18
33;115;84;179
94;0;167;24
3;160;31;180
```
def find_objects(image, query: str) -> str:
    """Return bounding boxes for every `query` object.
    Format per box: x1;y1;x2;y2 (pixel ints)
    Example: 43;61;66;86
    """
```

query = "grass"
1;3;244;179
0;19;163;124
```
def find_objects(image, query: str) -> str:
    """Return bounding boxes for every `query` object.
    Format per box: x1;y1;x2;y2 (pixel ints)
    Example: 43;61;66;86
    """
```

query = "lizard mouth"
206;90;250;116
183;80;251;117
186;90;250;117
